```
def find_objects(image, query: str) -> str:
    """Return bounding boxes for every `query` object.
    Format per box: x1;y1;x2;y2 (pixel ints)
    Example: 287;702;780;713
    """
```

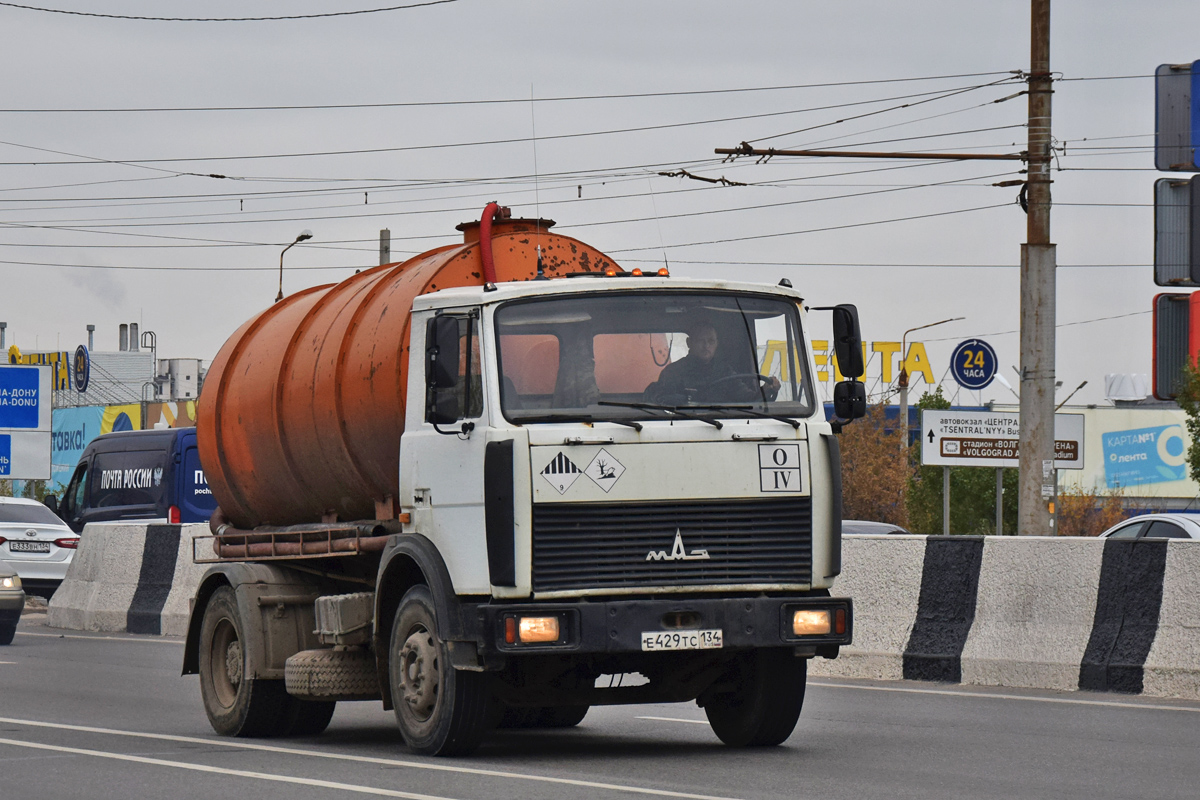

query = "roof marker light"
657;267;670;277
631;268;643;276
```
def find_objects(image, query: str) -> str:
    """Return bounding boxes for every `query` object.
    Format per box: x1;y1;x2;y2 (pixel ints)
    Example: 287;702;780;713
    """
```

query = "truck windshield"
495;291;815;423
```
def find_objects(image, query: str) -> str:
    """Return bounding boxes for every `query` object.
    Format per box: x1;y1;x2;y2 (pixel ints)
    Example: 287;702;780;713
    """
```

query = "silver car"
1098;513;1200;540
0;559;23;645
0;496;79;596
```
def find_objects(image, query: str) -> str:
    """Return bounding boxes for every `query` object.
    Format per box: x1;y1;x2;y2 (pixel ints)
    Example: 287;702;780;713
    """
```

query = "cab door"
401;310;491;594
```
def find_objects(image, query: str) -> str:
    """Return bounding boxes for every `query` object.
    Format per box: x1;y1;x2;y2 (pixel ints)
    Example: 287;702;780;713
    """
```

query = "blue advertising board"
50;406;105;492
950;339;997;390
1102;423;1188;487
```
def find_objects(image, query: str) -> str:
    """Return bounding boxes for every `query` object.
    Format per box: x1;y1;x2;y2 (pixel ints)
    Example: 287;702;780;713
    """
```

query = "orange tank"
198;213;619;528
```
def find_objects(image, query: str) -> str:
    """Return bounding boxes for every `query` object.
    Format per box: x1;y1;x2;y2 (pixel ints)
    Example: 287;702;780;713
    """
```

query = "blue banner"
49;407;104;492
1102;423;1188;487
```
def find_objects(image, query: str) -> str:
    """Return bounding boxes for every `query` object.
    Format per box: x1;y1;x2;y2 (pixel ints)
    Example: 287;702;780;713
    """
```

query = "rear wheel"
198;586;291;737
703;650;806;747
0;624;15;646
389;586;490;756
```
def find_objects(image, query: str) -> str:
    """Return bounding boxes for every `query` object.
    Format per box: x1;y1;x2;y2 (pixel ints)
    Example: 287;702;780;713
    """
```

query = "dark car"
47;428;217;533
0;559;24;645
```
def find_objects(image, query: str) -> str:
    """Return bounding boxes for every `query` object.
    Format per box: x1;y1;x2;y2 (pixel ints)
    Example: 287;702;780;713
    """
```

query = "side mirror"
426;316;460;391
43;495;60;516
831;304;864;379
833;380;866;421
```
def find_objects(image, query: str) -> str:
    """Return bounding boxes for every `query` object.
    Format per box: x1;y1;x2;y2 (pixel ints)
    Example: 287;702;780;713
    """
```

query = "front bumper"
465;595;852;656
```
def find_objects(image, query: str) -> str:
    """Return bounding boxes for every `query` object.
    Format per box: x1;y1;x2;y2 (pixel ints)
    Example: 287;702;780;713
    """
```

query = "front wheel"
702;650;806;747
389;586;490;756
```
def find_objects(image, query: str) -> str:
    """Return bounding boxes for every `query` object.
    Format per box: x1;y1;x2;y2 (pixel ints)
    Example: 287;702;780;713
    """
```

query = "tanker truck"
182;205;867;756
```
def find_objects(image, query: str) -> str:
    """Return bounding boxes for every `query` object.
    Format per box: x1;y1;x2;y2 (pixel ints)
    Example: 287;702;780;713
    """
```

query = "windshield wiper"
512;413;643;432
691;404;801;429
597;400;723;430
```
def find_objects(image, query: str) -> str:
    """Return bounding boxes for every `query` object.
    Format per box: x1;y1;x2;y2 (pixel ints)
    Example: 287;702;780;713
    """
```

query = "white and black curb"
47;522;208;636
812;534;1200;701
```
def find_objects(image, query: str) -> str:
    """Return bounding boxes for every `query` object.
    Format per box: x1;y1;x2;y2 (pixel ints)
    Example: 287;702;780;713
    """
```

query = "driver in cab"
643;320;780;403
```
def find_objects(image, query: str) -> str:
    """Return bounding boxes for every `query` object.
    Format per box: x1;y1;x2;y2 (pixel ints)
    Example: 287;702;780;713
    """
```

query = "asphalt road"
2;611;1198;800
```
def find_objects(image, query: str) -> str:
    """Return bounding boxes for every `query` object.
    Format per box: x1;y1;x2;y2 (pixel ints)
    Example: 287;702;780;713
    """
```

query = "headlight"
1;576;20;590
792;609;831;636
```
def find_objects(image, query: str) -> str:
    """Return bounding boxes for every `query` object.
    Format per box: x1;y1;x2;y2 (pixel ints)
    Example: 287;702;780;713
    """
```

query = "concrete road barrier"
816;534;1200;702
48;522;208;636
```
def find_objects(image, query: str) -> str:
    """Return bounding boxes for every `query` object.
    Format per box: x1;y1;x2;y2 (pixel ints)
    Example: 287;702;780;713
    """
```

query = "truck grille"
531;498;812;592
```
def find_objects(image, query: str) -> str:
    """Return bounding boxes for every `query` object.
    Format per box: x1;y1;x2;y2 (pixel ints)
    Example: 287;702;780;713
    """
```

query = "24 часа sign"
1102;424;1188;487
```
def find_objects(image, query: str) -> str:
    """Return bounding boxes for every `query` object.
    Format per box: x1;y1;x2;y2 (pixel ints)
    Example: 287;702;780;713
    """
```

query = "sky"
0;0;1195;407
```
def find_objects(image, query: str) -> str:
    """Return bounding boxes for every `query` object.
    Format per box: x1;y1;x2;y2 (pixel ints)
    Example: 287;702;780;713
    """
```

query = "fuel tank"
198;214;619;528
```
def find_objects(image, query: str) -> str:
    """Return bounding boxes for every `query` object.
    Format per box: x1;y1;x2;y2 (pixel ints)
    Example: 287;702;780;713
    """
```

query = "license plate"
9;541;50;553
640;629;723;652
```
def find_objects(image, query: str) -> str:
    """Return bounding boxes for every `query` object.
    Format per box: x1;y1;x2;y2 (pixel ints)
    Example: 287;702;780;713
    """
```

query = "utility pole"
1017;0;1056;535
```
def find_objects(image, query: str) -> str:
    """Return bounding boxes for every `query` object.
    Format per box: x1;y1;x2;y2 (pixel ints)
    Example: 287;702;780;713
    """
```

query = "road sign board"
0;365;52;480
0;365;51;430
950;339;997;390
1155;61;1200;172
920;410;1084;470
0;432;52;479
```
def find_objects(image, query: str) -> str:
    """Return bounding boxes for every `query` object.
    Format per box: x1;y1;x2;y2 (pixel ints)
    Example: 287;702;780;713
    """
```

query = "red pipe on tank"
479;202;502;284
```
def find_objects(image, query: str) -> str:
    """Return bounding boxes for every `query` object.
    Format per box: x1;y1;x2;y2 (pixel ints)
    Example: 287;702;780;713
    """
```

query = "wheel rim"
209;617;242;709
398;624;440;722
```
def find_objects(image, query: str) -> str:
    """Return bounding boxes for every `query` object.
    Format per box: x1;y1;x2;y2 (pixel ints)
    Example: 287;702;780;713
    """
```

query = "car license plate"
9;541;50;553
640;629;723;652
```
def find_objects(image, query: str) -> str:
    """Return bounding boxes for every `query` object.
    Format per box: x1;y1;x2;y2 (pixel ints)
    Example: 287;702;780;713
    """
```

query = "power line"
609;202;1013;252
0;0;458;22
0;83;1016;167
0;72;1021;113
924;310;1151;342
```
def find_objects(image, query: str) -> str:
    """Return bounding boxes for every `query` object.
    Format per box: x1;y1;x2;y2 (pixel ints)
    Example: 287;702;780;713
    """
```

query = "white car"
1098;513;1200;540
0;496;79;596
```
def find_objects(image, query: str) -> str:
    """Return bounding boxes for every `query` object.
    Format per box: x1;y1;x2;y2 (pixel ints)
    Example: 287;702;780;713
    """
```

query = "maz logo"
646;530;710;562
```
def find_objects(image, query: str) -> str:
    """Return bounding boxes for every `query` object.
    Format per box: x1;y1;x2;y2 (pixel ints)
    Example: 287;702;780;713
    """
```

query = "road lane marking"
636;717;710;725
0;717;742;800
808;681;1200;713
16;631;183;645
0;738;454;800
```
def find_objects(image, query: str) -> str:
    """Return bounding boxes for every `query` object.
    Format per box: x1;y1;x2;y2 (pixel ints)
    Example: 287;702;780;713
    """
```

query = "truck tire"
703;650;806;747
498;705;590;729
285;647;379;700
389;585;490;756
198;586;291;737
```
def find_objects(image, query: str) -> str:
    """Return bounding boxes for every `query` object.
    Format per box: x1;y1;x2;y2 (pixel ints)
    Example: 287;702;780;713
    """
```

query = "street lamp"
276;229;313;303
898;316;964;448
